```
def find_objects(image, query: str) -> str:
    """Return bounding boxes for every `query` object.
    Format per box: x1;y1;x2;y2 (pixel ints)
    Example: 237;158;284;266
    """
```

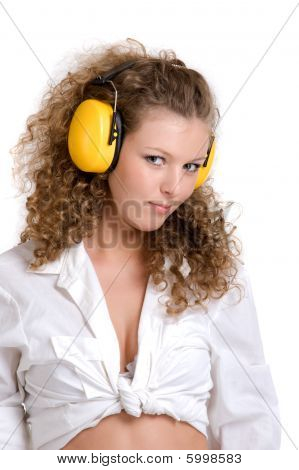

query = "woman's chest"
91;260;150;374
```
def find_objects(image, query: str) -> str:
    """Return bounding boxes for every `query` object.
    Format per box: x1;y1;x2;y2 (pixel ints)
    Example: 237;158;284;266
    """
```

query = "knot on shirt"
117;375;164;417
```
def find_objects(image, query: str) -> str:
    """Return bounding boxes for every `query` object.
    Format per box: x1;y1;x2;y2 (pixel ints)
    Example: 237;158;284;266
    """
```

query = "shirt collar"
25;240;191;278
25;241;69;274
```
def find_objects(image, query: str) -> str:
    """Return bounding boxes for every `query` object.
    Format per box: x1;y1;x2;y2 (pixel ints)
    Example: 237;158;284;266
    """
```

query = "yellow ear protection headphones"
67;60;216;190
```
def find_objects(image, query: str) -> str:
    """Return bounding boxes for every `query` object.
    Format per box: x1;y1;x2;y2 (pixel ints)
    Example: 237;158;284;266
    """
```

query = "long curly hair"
10;37;245;316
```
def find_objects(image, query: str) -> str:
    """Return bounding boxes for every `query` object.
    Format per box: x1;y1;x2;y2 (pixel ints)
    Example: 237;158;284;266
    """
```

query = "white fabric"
0;239;281;450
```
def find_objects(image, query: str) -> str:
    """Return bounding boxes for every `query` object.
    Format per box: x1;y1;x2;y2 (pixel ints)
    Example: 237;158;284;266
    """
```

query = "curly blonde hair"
11;37;245;316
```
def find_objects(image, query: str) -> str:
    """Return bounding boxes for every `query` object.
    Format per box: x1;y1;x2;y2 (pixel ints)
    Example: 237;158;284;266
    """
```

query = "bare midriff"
61;410;208;450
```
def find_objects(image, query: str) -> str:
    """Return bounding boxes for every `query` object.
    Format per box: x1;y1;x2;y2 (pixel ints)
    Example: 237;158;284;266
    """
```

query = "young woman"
0;38;281;450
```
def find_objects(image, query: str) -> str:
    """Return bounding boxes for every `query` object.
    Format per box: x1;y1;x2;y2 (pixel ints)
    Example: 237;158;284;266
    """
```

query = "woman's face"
107;107;211;232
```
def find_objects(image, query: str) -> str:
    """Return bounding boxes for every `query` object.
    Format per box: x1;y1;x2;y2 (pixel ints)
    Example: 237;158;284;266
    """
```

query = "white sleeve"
0;286;31;450
206;264;281;450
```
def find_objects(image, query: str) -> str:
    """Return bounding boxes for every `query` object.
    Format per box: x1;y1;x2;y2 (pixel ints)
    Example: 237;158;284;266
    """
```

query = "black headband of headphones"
88;60;138;87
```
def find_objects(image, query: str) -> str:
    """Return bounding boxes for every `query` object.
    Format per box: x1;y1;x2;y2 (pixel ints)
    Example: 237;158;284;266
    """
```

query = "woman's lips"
148;202;171;214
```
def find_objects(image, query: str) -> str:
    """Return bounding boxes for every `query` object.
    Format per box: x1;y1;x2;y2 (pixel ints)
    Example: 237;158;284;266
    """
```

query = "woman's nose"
160;168;184;194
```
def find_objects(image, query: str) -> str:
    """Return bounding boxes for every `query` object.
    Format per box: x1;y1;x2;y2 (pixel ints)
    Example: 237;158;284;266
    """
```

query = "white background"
0;0;298;451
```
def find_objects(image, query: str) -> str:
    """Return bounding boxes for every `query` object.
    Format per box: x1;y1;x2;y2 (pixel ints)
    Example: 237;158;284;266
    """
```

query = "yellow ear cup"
194;137;216;189
68;99;117;173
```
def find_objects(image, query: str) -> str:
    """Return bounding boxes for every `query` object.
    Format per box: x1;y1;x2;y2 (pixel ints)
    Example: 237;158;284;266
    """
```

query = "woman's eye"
144;155;164;166
144;155;200;173
185;163;201;172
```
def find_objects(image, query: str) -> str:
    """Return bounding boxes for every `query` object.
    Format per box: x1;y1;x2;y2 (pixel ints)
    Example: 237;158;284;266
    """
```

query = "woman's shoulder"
0;240;37;295
0;239;36;269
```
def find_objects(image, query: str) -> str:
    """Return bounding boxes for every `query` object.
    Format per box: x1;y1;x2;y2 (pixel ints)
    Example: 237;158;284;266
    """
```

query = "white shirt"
0;239;281;450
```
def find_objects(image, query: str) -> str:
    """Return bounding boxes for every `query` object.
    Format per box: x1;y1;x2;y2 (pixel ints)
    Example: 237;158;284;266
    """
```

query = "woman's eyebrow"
144;146;207;161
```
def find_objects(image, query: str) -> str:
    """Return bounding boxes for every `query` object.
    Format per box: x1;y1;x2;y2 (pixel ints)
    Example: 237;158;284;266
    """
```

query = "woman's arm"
206;263;281;449
0;286;31;450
